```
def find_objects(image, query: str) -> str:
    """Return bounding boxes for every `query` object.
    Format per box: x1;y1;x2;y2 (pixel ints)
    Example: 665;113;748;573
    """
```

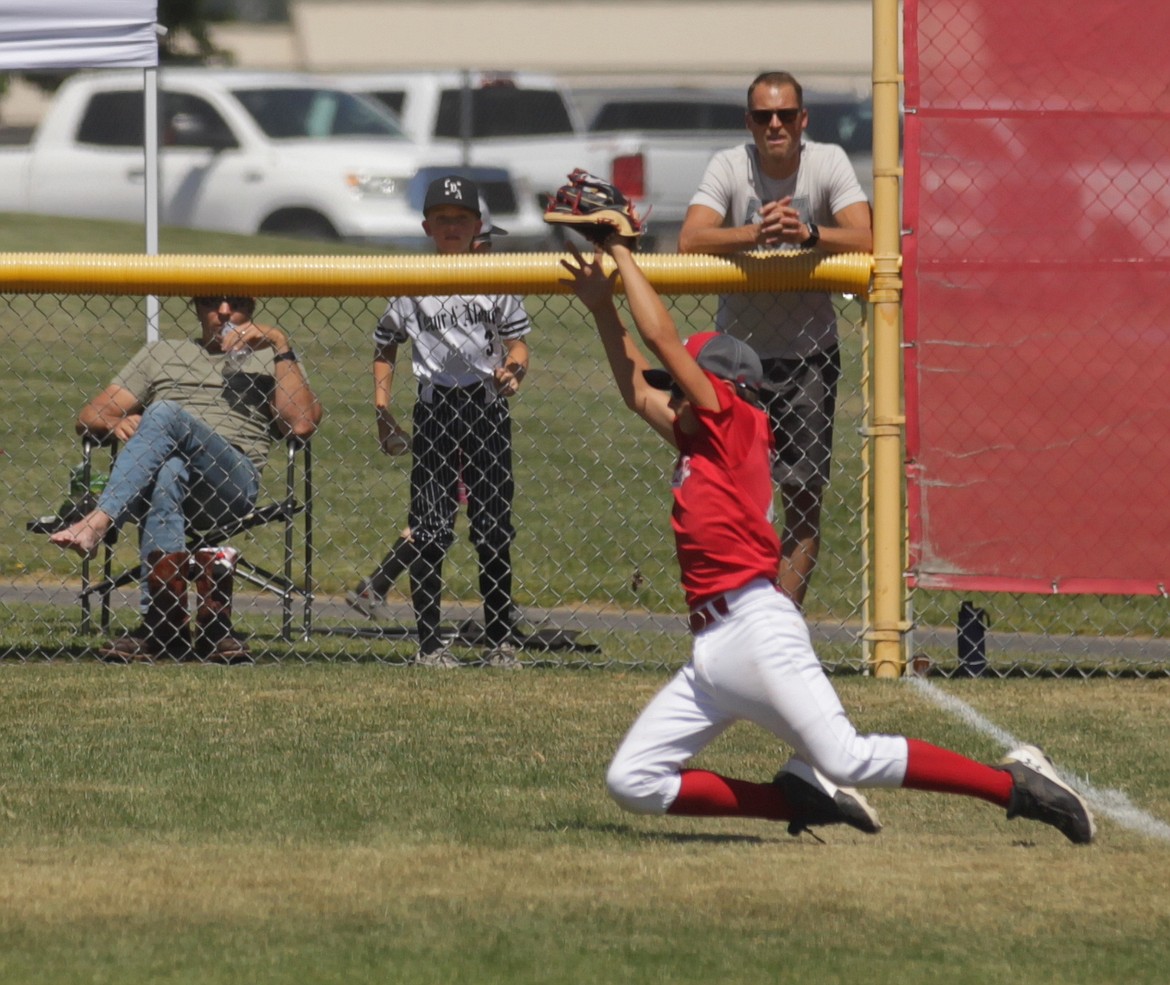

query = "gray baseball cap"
643;332;764;392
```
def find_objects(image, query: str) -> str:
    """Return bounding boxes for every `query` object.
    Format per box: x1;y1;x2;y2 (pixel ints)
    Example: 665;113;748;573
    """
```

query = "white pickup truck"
326;71;739;250
580;84;877;209
0;69;550;249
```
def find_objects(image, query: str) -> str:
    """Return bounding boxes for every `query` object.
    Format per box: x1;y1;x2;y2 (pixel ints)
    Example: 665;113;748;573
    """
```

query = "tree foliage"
158;0;228;65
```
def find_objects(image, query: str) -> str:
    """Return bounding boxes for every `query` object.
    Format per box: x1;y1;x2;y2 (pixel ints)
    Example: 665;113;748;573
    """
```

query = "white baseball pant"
606;578;910;814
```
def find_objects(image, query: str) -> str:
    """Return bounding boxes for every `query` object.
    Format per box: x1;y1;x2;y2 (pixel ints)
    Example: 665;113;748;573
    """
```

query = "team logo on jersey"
671;455;692;489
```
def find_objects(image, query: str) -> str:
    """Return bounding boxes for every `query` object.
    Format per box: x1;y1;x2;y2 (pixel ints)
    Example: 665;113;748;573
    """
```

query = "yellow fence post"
868;0;910;677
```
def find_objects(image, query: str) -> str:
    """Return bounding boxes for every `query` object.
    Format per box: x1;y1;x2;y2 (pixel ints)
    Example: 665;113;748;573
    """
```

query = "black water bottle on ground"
957;601;988;677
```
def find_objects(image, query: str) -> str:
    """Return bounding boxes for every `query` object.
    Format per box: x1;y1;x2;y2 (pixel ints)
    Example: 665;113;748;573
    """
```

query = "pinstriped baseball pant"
408;382;516;651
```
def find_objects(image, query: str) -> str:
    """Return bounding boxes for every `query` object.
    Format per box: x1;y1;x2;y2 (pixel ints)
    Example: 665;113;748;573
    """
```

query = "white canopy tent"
0;0;162;337
0;1;158;69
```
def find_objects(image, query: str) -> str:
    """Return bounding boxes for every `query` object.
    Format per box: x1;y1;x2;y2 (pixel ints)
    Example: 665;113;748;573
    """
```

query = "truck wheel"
259;209;339;242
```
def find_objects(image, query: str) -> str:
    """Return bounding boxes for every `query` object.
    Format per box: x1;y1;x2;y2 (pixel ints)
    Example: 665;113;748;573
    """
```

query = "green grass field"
3;214;1170;982
1;666;1168;985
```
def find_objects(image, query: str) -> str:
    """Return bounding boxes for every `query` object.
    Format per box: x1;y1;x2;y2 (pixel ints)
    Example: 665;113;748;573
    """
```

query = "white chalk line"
906;676;1170;842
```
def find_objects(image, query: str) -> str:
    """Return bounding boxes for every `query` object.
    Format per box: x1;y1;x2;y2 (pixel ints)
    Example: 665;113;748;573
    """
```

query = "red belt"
688;595;730;634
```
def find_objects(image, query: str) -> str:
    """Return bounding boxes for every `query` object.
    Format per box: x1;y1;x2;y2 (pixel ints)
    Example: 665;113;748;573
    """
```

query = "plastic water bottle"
222;325;251;374
69;463;108;498
60;463;107;521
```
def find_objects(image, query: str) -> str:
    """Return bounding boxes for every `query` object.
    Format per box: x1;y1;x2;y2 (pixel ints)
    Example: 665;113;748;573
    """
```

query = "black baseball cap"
423;175;482;216
643;332;764;392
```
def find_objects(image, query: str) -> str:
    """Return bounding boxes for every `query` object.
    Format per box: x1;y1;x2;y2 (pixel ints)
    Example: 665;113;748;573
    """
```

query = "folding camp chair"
32;435;314;642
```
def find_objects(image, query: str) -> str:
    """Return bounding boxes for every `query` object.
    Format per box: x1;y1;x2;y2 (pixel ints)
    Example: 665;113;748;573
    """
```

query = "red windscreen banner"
903;0;1170;595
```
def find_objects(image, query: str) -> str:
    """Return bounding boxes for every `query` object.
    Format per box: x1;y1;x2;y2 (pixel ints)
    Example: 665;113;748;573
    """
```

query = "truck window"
233;88;406;139
162;93;237;148
805;100;874;155
434;88;574;139
366;90;406;116
590;101;745;132
77;91;144;147
76;90;237;149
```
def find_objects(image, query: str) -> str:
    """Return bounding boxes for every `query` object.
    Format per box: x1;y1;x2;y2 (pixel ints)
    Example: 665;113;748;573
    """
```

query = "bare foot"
49;510;114;559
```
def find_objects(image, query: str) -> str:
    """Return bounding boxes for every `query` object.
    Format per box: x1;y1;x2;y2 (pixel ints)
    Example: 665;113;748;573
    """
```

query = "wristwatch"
273;349;298;364
800;222;820;249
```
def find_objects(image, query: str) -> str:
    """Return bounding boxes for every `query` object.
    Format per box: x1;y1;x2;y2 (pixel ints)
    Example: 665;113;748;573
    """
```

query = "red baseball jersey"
671;374;780;608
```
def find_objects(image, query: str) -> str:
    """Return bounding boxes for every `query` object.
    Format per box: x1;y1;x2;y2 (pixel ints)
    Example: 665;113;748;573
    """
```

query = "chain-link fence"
7;262;1170;676
903;0;1170;679
2;284;872;670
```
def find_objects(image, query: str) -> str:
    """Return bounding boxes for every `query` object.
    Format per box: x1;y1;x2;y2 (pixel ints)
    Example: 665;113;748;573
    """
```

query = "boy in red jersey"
559;237;1096;844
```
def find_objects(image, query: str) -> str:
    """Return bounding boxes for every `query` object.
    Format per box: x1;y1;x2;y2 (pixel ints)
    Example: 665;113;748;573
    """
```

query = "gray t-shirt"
690;140;868;359
112;339;276;470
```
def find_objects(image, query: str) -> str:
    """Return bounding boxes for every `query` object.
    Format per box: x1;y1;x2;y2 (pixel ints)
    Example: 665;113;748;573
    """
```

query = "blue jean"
95;400;261;563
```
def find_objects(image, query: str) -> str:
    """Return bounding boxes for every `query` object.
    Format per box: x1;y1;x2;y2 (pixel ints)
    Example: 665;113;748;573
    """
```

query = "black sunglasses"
194;296;253;309
748;107;802;126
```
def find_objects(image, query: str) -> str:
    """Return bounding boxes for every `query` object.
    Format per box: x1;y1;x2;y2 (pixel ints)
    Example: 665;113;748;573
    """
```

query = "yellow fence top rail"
0;251;874;297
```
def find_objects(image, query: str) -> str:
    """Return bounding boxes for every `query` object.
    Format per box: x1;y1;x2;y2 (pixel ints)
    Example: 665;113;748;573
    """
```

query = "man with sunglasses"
50;295;322;662
679;70;873;610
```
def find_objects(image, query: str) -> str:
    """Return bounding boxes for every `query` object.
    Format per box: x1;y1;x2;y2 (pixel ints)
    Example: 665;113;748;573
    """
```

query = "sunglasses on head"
748;107;802;126
194;296;252;309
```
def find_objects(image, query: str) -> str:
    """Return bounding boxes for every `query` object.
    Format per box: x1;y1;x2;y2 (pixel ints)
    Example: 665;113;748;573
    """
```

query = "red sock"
667;769;787;820
902;738;1014;806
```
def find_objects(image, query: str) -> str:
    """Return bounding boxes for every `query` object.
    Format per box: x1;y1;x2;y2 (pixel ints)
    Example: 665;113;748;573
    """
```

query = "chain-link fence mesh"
3;287;871;670
904;0;1170;679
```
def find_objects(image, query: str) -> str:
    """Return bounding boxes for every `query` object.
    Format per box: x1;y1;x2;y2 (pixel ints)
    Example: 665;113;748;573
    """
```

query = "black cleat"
999;745;1096;845
774;759;882;837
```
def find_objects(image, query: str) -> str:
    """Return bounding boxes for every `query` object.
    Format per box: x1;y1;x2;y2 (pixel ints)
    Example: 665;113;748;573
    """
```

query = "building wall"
288;0;875;84
1;0;880;128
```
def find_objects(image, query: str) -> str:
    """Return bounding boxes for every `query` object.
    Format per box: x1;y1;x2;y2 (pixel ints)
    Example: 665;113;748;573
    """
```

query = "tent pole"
143;65;160;342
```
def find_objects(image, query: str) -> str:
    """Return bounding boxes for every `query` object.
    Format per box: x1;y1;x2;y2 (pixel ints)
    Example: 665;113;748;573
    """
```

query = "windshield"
590;100;746;132
233;87;407;139
805;100;874;155
435;88;574;138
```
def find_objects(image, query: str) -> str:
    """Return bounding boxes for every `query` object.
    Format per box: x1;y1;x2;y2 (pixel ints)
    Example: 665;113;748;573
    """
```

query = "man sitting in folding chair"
50;295;322;662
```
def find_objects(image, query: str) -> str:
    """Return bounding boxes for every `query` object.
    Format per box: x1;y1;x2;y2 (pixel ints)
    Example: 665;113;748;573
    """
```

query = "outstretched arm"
559;244;677;445
604;242;720;415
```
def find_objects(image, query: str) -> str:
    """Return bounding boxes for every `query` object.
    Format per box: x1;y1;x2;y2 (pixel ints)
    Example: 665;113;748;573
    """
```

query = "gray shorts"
759;346;841;491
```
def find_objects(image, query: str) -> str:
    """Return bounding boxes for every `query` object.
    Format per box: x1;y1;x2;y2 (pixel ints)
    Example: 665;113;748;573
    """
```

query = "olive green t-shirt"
112;339;276;470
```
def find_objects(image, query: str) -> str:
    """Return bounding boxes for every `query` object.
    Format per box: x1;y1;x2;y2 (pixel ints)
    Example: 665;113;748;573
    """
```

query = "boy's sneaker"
346;586;390;621
483;642;522;669
413;646;461;669
998;745;1096;844
773;758;882;837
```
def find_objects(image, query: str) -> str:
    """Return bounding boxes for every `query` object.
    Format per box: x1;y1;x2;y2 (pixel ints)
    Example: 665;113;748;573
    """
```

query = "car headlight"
346;173;407;198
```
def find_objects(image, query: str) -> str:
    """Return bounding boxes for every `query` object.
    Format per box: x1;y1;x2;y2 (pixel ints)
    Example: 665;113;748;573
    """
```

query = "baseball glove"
544;169;645;245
